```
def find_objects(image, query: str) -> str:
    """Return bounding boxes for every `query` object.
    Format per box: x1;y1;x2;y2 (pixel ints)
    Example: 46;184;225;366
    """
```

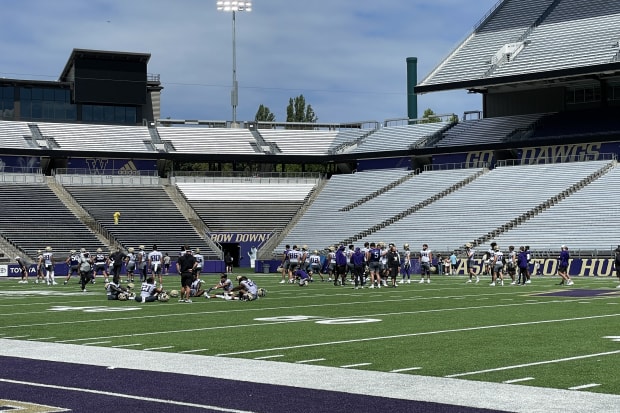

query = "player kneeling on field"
293;267;311;286
135;277;165;303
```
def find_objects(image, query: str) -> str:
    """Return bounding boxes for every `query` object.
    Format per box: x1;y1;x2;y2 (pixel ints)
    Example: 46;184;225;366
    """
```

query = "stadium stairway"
47;177;121;250
472;159;617;248
339;169;420;212
256;176;329;260
339;168;487;245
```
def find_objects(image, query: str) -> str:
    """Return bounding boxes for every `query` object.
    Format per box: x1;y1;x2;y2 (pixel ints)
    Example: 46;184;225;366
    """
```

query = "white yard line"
216;313;620;356
446;350;620;378
2;339;620;413
0;378;255;413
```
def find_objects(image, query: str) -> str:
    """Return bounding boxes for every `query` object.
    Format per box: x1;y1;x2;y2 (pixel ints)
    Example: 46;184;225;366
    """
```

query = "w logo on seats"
85;158;109;172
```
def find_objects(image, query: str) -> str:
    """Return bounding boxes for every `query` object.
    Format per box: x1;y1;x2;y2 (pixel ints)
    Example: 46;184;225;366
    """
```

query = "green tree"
255;104;276;122
420;108;441;124
286;94;317;126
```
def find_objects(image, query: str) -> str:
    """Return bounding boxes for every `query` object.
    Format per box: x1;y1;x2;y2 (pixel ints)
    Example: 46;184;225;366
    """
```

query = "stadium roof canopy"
415;0;620;94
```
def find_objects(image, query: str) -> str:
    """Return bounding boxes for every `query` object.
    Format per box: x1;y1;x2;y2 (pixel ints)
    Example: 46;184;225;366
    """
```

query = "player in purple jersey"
556;245;574;286
366;242;383;288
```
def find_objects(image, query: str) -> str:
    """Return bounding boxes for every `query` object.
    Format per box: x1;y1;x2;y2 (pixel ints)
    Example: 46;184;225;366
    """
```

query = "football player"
135;277;164;303
63;249;81;285
231;276;259;301
148;245;164;287
206;273;234;299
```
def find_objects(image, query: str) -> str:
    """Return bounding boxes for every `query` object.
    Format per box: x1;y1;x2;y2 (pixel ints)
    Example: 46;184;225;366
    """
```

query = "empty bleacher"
259;129;341;155
353;123;449;153
435;113;546;147
363;160;611;252
65;185;217;258
491;0;620;78
177;180;317;233
484;162;620;252
419;0;554;87
157;126;257;154
0;183;106;259
273;168;415;251
36;122;154;152
0;120;36;150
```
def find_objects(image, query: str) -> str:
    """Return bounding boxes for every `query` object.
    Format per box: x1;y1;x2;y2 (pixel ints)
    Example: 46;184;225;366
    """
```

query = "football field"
1;272;620;412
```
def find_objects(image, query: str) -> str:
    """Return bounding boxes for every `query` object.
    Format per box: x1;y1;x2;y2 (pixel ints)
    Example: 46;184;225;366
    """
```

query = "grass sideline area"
1;270;620;397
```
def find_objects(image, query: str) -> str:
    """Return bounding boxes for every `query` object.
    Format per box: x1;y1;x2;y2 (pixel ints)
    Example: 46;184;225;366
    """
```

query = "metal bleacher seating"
259;129;342;155
176;180;317;233
419;0;554;87
486;162;620;252
353;123;449;153
274;168;413;252
491;0;620;78
65;185;217;258
36;122;154;152
368;160;611;252
157;126;257;154
0;183;105;259
435;113;546;147
0;120;35;150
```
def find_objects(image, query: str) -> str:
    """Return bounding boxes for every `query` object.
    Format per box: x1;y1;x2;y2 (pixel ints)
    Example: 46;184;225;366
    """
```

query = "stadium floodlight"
217;1;252;127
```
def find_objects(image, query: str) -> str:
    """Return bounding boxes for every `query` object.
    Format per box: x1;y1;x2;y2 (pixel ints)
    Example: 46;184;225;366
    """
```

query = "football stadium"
2;0;620;411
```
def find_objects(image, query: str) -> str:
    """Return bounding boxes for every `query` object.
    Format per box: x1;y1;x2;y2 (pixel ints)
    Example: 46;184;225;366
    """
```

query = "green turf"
1;271;620;395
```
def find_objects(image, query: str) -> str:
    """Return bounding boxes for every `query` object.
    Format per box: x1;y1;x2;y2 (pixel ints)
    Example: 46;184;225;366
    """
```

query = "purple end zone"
535;289;620;297
0;356;509;413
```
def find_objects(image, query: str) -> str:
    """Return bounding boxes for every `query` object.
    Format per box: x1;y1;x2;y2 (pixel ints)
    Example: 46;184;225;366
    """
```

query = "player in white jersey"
137;245;148;282
307;250;324;281
206;273;234;299
490;245;504;286
418;244;433;284
232;276;259;301
148;245;164;287
287;245;302;282
134;276;164;303
42;246;57;285
189;278;205;298
465;242;480;283
125;247;137;283
193;248;204;278
401;244;412;284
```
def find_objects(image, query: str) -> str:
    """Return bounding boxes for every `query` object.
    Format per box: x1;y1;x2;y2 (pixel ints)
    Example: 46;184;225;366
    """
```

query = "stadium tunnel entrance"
220;243;241;269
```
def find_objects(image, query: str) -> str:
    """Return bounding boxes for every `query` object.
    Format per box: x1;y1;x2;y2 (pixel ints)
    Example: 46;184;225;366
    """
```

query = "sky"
0;0;499;124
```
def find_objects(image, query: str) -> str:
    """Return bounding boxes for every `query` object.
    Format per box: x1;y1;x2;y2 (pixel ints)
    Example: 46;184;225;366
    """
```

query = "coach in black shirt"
176;245;197;303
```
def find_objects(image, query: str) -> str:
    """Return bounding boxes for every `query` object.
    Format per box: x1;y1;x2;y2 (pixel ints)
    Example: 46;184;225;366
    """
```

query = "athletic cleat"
419;279;425;284
279;280;286;284
489;282;496;286
369;285;374;289
525;280;531;284
475;277;480;284
466;279;472;283
426;279;431;284
500;280;504;286
566;280;574;286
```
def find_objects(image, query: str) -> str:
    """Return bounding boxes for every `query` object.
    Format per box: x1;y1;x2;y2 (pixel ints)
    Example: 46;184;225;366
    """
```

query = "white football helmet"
117;292;128;301
158;292;170;302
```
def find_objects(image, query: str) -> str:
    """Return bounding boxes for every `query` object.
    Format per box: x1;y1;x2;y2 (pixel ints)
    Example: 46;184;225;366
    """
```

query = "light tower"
217;1;252;127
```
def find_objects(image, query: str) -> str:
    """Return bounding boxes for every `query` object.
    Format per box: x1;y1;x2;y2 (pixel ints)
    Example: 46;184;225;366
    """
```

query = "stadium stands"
491;0;620;78
177;180;317;233
36;122;155;152
65;185;217;258
353;123;450;152
157;126;258;154
483;161;620;252
435;113;546;147
419;0;554;87
0;120;36;150
0;183;106;259
364;160;612;252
